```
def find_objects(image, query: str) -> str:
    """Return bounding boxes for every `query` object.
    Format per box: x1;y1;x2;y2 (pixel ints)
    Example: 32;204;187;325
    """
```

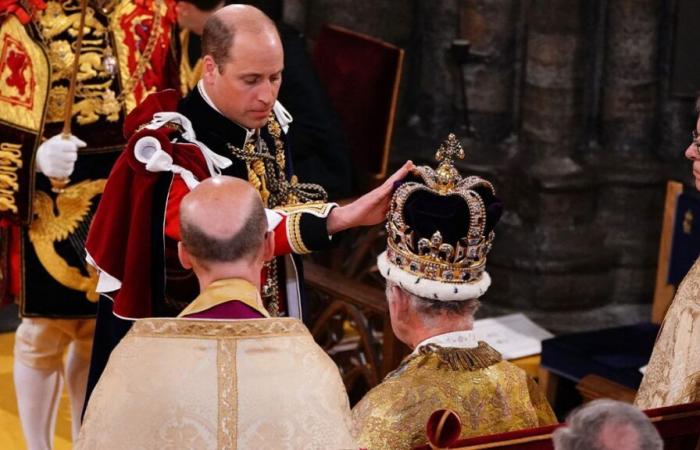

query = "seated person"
553;399;662;450
75;176;357;449
636;98;700;409
351;135;556;449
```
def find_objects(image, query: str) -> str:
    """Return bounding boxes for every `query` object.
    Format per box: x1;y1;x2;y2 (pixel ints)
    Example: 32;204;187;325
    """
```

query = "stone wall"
285;0;698;332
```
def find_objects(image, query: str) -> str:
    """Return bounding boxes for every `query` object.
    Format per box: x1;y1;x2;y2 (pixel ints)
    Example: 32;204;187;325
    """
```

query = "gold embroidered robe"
76;317;357;449
636;258;700;409
351;342;557;450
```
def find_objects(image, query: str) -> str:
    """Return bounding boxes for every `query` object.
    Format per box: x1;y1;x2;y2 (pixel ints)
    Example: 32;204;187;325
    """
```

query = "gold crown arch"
381;134;497;299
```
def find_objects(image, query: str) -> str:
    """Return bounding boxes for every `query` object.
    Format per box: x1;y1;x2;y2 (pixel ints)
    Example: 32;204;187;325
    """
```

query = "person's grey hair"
552;399;662;450
695;95;700;114
386;281;480;319
180;194;267;264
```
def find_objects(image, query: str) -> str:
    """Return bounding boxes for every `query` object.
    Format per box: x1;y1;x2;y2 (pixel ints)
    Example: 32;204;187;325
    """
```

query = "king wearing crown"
351;134;556;449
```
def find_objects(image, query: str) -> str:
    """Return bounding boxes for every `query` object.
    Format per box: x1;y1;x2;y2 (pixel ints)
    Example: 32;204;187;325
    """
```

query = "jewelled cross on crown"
434;133;465;193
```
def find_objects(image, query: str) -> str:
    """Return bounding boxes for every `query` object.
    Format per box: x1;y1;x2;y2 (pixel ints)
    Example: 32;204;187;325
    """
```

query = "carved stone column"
457;0;520;171
480;0;613;331
595;0;663;305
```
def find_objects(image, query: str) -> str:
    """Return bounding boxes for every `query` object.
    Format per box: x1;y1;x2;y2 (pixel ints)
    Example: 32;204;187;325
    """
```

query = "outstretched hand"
327;160;415;235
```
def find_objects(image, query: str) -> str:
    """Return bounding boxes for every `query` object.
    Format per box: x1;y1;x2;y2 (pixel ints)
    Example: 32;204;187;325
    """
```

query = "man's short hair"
201;6;278;68
180;194;267;263
202;13;235;67
695;95;700;113
552;399;662;450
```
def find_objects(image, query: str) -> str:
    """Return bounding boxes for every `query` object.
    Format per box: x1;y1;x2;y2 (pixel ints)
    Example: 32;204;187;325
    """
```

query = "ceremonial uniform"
86;85;335;320
83;84;340;404
0;1;175;447
352;332;556;449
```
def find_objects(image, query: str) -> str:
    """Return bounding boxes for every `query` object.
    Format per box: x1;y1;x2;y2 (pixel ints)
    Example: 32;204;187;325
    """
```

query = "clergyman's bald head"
202;4;279;67
180;176;267;264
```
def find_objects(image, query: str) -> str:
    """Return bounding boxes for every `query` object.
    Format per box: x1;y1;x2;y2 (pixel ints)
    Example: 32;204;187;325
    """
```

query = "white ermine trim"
377;251;491;301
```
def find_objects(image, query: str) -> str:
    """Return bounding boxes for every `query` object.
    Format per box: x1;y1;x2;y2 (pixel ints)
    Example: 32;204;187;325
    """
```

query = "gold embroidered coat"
0;1;175;316
636;258;700;409
352;342;557;450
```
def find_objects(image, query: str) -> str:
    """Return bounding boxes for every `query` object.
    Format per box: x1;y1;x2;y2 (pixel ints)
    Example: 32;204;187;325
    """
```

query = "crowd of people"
1;1;697;449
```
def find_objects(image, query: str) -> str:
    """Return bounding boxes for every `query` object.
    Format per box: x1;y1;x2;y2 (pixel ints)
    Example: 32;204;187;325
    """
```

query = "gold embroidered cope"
636;258;700;409
352;342;557;449
76;317;357;449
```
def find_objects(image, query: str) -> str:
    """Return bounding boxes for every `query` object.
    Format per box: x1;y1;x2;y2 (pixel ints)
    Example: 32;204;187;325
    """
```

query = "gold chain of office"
228;117;327;316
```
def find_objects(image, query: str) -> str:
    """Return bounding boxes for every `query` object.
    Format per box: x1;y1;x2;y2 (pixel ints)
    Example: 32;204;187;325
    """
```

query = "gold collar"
177;278;270;318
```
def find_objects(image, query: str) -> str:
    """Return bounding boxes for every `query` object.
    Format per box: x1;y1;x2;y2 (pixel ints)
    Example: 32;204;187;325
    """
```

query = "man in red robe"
83;3;412;406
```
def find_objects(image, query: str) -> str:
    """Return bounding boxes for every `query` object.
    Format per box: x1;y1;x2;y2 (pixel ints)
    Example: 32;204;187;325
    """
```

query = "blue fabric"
540;322;660;389
668;191;700;285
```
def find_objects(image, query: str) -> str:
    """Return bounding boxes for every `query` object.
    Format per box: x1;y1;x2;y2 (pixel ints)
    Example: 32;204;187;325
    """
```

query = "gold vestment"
352;341;556;450
76;317;357;449
636;258;700;409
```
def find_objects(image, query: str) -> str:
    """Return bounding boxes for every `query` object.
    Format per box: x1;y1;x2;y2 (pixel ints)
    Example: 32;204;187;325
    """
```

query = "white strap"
133;136;200;189
144;111;232;177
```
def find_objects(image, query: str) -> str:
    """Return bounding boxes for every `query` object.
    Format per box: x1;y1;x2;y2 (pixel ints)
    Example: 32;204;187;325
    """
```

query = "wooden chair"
303;27;408;401
309;24;406;282
312;24;404;190
304;261;410;404
412;401;700;450
538;181;699;407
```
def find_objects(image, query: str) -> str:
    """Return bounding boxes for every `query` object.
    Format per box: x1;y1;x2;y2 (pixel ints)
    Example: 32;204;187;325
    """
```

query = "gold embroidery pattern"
110;0;165;113
684;210;693;235
0;143;23;214
636;258;700;409
38;1;121;125
351;344;556;449
131;317;309;339
274;201;335;218
218;339;237;449
178;29;202;96
0;16;50;131
287;212;310;255
28;179;106;301
418;342;502;371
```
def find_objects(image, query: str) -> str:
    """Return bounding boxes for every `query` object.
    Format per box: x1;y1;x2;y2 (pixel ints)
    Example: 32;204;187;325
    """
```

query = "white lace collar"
411;330;478;356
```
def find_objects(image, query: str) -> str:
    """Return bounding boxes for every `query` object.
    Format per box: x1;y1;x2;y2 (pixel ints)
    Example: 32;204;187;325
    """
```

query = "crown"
379;134;500;300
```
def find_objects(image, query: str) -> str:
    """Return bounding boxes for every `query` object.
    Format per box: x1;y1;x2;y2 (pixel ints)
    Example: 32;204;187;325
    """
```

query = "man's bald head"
202;4;279;68
180;176;267;264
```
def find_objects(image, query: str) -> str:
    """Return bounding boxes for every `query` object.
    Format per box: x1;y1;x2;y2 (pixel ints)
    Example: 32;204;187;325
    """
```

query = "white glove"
35;133;85;178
